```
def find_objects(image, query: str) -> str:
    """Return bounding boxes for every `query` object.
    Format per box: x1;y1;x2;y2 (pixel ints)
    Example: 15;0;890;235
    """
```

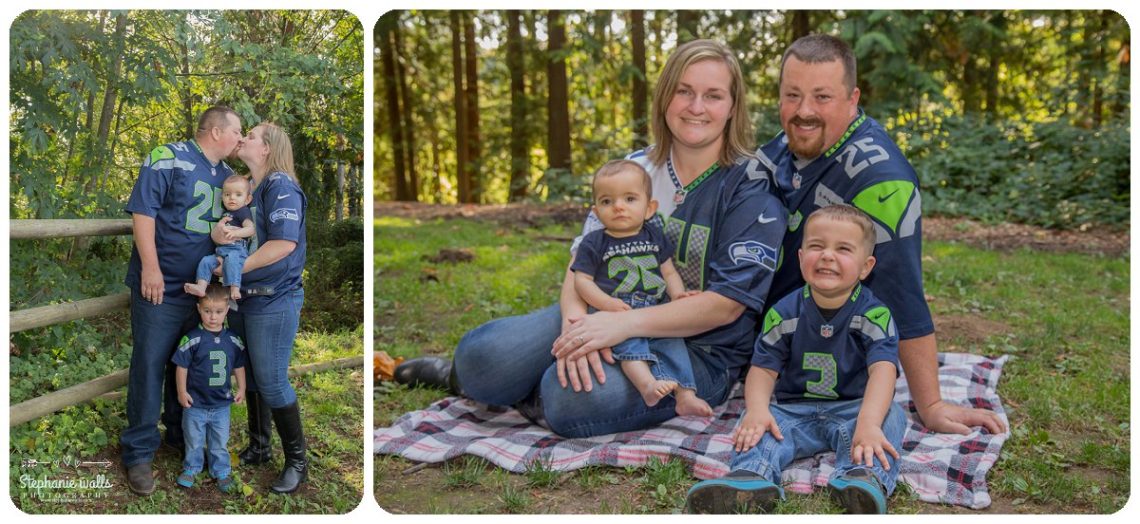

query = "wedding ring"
576;336;584;344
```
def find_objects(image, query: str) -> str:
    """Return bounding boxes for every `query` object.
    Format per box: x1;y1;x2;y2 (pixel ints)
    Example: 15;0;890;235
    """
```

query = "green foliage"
377;10;1129;230
302;219;364;332
898;111;1130;228
9;10;363;222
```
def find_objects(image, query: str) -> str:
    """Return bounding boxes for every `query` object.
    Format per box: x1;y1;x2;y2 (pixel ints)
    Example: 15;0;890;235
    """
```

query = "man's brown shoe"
125;463;155;495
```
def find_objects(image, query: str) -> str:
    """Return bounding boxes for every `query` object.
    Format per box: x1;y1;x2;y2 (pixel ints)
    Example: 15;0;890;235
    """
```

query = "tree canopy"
10;10;365;221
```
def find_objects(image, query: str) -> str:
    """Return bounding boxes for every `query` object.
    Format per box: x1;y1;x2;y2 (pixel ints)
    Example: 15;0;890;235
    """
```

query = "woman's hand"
555;347;614;392
551;310;630;360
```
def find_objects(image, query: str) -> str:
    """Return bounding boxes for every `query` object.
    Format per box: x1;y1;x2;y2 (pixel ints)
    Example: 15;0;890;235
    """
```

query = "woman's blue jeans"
228;288;304;408
728;398;908;495
453;304;735;438
120;288;199;467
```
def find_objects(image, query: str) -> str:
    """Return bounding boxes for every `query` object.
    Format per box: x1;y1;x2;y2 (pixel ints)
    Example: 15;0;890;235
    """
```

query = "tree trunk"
450;11;469;203
393;21;418;200
380;18;409;200
677;11;700;43
984;12;1004;119
336;161;346;220
546;10;572;174
507;10;529;201
463;13;482;203
631;11;648;150
792;11;811;40
962;50;979;114
1091;10;1108;128
87;12;128;194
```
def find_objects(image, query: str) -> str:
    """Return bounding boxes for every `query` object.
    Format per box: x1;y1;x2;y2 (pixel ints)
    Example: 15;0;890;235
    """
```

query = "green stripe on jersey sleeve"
852;180;915;235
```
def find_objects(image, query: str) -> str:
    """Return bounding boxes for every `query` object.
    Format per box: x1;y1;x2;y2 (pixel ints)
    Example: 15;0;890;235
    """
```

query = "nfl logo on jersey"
820;324;834;338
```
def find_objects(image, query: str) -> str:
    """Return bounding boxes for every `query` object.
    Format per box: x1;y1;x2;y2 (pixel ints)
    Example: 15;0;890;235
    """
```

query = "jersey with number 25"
758;110;932;340
125;140;234;306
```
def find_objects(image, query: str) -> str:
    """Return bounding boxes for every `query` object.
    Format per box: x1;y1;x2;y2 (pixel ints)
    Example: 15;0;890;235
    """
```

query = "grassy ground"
374;210;1129;514
11;328;365;514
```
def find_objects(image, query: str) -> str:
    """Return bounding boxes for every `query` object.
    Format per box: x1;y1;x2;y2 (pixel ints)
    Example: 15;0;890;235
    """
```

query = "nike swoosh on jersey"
277;194;289;200
757;214;777;224
877;189;899;203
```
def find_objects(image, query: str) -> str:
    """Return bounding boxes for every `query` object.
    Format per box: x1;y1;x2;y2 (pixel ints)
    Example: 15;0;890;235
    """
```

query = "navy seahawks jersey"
239;172;307;313
222;206;254;250
753;284;898;403
756;110;933;339
571;148;787;376
170;325;248;408
570;222;675;303
125;140;234;305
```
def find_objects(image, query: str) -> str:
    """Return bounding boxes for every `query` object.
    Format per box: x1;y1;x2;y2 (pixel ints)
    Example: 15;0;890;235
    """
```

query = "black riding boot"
238;391;273;465
269;402;308;494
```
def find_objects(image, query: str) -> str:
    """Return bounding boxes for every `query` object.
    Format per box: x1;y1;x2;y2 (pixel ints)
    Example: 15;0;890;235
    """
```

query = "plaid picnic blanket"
375;352;1011;509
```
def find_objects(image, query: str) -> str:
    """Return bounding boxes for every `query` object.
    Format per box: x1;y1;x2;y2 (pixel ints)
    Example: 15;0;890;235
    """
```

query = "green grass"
12;329;364;514
375;215;1129;514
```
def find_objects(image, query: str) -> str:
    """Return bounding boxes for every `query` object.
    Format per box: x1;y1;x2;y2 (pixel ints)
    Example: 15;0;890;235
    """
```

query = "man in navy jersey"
121;106;243;495
756;35;1005;438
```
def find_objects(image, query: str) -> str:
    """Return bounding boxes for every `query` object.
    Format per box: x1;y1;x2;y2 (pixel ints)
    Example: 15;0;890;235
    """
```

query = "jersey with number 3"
757;110;932;340
753;284;898;403
125;140;234;305
171;325;247;408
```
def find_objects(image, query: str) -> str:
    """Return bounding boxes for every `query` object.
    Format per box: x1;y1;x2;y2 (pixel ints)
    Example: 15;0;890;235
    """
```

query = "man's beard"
785;116;826;159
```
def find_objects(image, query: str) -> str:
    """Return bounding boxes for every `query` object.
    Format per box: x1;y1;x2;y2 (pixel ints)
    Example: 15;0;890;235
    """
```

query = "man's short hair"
804;204;877;254
592;159;652;200
201;283;230;304
196;106;239;137
781;34;857;95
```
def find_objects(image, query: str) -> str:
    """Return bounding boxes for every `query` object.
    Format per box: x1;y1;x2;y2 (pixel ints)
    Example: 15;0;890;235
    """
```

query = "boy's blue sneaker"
685;470;784;514
827;468;888;514
176;471;195;489
217;476;235;494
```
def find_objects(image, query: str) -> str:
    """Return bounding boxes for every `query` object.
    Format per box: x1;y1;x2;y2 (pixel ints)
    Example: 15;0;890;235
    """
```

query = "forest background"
376;9;1129;229
374;9;1130;514
8;10;365;513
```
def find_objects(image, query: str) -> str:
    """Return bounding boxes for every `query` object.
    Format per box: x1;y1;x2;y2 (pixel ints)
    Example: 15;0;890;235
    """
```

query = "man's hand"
141;265;164;305
920;400;1008;435
234;388;245;404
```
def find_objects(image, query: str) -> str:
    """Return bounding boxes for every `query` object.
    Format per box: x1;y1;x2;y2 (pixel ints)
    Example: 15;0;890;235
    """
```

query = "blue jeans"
729;398;908;495
121;287;199;467
453;304;735;438
182;406;232;479
611;338;697;391
196;243;248;288
228;288;303;408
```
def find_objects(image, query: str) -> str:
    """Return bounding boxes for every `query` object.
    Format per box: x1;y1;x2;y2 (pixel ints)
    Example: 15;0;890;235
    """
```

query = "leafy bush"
302;218;364;332
893;111;1129;229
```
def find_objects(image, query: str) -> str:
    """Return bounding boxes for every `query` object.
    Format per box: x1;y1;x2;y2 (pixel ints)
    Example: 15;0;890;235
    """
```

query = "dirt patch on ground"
377;203;1129;257
933;314;1012;348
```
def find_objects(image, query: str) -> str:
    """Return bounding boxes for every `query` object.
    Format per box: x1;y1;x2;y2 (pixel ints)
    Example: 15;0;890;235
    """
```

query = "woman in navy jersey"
398;40;787;438
214;122;309;494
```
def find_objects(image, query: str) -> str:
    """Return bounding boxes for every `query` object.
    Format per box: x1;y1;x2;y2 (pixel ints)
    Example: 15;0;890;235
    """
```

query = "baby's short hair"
223;174;252;192
804;204;877;254
201;283;230;304
592;159;652;200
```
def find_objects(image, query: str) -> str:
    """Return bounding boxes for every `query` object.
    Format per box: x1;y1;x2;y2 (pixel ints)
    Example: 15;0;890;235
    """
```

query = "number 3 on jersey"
185;180;224;234
803;352;839;399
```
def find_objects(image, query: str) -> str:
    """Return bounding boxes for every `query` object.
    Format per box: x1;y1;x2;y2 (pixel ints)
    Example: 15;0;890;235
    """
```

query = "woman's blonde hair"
649;39;754;167
259;122;298;183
